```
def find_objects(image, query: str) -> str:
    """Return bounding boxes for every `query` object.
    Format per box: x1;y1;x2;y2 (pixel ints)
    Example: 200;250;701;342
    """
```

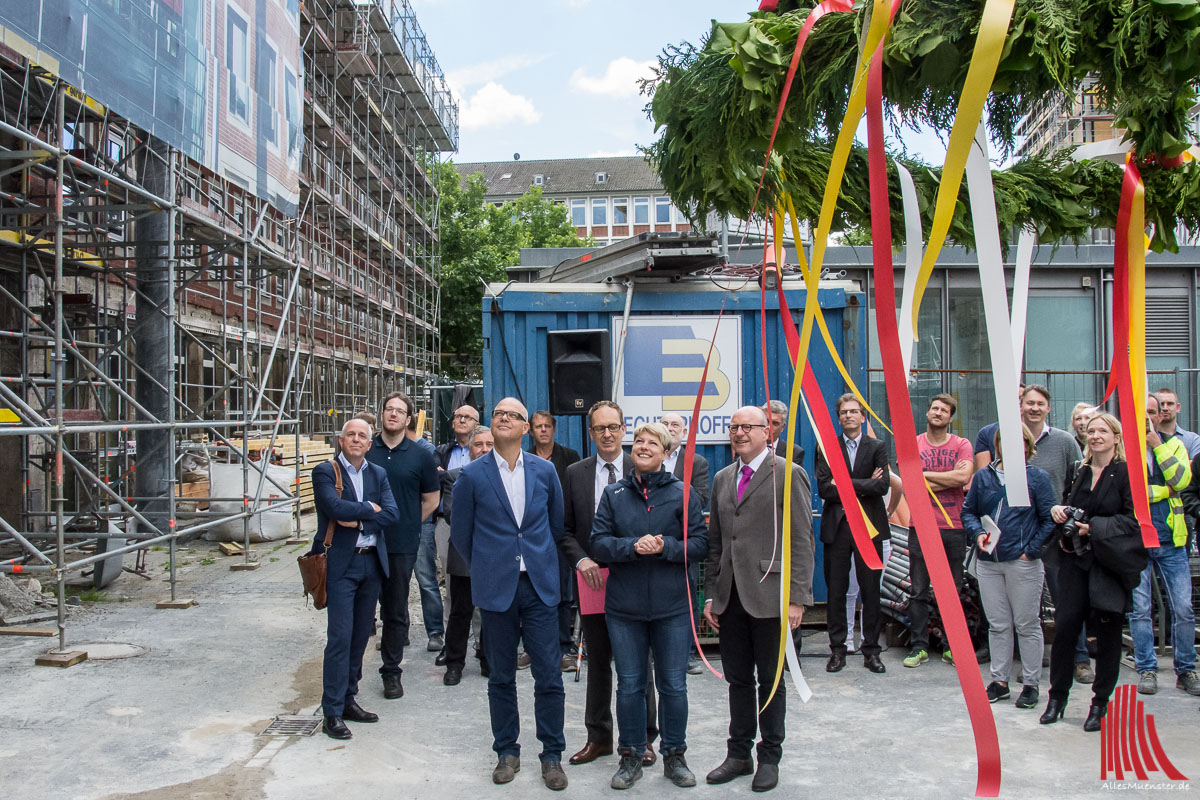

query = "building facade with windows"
456;156;693;245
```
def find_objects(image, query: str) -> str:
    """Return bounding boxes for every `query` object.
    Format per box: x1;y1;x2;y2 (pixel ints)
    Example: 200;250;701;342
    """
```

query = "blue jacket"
961;464;1057;562
449;450;564;612
590;469;708;621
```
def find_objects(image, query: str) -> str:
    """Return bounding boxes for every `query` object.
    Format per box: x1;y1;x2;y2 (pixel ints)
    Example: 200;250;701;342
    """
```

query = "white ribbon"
965;119;1029;506
896;162;924;376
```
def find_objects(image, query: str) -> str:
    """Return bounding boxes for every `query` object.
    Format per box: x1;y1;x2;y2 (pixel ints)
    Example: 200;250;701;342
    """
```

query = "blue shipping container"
481;278;867;602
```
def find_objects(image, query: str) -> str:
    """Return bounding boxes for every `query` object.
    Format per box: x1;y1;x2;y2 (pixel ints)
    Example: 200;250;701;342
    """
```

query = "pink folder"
576;568;610;615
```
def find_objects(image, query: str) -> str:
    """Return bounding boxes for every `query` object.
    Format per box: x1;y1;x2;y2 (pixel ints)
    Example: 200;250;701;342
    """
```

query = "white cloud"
569;57;656;98
460;82;541;130
447;54;547;97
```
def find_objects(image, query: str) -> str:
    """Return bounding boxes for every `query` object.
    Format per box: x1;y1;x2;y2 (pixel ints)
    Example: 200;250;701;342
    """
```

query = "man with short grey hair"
763;399;806;467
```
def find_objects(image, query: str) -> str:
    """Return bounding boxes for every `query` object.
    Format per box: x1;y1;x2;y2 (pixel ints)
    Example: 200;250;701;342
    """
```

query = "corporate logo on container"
612;315;742;444
1098;683;1188;789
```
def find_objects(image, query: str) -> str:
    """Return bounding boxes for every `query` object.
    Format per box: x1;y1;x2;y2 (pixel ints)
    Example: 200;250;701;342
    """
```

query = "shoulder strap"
323;458;344;548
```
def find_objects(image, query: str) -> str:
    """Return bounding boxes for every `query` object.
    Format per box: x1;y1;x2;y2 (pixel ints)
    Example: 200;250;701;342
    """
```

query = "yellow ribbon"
1128;155;1149;496
909;0;1018;339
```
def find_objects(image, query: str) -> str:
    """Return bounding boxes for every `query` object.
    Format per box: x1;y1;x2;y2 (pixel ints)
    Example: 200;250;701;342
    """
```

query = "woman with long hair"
1041;413;1146;731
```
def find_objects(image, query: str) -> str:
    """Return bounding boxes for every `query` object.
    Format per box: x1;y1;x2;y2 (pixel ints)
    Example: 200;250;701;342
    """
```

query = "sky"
411;0;950;166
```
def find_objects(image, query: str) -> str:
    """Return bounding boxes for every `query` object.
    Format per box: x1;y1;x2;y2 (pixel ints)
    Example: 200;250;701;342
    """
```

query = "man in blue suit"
451;397;569;791
312;418;398;740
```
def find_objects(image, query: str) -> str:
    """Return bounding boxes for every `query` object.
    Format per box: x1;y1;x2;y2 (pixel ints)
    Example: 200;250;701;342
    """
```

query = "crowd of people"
308;383;1200;791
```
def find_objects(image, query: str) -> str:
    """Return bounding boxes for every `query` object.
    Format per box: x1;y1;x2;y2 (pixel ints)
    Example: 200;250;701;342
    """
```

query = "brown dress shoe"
542;760;568;790
569;741;613;765
642;747;657;766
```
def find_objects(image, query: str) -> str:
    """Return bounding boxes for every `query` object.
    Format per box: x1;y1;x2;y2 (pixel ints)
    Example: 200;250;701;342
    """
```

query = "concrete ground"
2;524;1197;800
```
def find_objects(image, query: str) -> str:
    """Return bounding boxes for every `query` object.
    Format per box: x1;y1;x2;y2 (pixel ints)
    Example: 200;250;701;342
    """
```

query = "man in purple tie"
702;406;815;791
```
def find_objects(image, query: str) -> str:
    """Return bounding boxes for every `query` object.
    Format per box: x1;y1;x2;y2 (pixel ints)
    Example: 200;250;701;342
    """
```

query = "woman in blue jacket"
961;424;1057;711
590;421;708;790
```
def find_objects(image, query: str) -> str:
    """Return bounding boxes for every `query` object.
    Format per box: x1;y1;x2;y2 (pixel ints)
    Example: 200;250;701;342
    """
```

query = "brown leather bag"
297;458;343;609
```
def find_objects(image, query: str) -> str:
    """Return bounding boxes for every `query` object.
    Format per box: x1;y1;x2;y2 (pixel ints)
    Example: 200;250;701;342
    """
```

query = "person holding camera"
961;424;1057;710
1041;413;1145;732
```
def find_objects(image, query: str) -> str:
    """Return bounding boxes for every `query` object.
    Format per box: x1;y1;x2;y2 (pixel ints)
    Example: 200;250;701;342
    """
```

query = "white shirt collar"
738;446;771;475
497;449;525;474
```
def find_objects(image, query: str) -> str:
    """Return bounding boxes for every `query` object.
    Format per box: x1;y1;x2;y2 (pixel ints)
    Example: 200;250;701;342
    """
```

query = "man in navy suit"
312;418;398;740
451;397;569;791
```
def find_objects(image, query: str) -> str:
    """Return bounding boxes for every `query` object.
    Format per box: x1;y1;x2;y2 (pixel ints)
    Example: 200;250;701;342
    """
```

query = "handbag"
297;458;343;609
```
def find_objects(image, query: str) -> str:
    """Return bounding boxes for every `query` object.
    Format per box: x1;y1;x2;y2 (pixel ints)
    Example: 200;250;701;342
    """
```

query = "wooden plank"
0;626;56;637
36;650;87;667
218;541;244;556
230;562;261;571
155;598;197;609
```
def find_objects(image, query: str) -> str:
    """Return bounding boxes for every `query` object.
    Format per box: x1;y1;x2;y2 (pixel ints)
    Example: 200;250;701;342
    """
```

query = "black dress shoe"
706;756;753;784
864;654;886;673
435;648;448;667
382;673;404;699
323;716;352;740
826;650;846;673
1039;698;1066;725
342;698;378;723
751;762;779;792
1083;702;1106;732
443;667;462;686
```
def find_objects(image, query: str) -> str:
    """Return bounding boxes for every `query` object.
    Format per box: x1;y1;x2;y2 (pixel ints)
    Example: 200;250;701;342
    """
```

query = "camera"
1061;506;1090;555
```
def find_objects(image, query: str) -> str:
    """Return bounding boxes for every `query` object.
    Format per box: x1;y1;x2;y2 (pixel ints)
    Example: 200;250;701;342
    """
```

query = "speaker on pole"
547;329;611;415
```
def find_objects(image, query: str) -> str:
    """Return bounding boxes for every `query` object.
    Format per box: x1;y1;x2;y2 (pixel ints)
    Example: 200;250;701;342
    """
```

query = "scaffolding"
0;0;457;652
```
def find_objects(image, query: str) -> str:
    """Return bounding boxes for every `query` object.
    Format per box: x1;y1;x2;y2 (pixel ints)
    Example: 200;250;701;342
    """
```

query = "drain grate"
258;715;323;737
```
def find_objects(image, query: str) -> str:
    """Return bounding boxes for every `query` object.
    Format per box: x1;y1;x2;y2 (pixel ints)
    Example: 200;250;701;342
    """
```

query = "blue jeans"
414;520;444;637
479;573;566;761
607;612;691;755
1131;544;1197;674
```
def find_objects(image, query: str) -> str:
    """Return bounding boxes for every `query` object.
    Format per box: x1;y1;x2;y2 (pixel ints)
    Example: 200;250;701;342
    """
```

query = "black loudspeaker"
547;329;611;415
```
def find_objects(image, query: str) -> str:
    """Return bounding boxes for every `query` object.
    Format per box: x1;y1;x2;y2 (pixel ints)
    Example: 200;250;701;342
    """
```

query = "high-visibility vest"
1148;436;1192;547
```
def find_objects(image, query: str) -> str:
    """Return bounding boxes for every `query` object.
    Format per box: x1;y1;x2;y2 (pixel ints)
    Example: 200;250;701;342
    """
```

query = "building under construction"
0;0;456;646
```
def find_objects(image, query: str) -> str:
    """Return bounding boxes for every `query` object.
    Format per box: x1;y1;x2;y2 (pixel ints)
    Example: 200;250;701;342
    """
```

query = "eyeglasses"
492;409;526;422
590;424;623;434
383;406;408;416
729;423;767;434
453;413;479;422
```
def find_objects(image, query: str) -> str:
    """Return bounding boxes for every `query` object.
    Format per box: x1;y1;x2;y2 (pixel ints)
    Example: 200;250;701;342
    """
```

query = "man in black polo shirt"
367;391;440;700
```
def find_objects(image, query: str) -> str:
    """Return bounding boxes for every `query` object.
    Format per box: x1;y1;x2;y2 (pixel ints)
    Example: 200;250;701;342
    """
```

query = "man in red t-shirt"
903;394;974;668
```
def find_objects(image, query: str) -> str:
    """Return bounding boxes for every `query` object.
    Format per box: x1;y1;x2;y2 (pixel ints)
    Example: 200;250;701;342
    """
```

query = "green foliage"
435;161;591;379
643;0;1200;250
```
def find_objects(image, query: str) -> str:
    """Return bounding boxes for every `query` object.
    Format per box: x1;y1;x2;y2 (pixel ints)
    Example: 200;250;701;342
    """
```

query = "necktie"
846;437;858;469
606;462;617;485
736;464;753;503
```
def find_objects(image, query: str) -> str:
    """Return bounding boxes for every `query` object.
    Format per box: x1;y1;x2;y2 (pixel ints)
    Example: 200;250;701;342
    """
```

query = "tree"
433;161;590;379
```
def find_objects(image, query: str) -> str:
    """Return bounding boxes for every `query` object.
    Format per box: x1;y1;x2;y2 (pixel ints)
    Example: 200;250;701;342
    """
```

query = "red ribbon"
773;282;883;571
1108;157;1158;547
863;44;1001;797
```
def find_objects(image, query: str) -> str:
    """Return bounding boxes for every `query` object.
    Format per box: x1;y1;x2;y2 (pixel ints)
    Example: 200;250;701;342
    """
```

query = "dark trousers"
445;573;484;671
1049;555;1123;708
378;551;418;677
718;582;785;765
322;551;382;716
907;526;966;652
480;573;566;761
580;612;658;745
558;553;577;654
825;525;885;656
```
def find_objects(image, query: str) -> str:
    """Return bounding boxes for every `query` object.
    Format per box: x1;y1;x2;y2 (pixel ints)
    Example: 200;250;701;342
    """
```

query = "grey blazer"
705;453;815;618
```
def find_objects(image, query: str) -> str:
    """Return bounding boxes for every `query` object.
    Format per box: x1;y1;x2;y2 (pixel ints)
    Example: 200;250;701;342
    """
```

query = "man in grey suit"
559;401;658;768
702;406;814;792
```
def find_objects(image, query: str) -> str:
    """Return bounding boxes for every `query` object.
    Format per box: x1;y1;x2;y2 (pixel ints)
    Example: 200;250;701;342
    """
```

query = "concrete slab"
2;532;1197;799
